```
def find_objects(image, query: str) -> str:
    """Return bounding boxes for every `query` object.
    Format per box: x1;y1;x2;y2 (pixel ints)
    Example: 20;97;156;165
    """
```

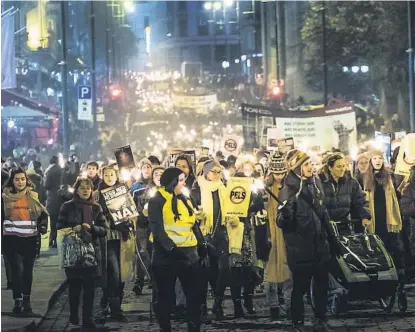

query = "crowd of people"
1;136;415;332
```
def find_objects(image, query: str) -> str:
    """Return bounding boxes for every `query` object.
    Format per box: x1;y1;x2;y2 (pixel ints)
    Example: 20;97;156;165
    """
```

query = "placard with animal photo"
101;184;138;223
114;145;135;169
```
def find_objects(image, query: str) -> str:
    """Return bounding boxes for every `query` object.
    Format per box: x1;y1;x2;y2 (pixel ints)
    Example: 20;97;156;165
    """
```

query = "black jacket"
319;171;370;223
57;198;108;283
28;172;46;205
43;164;62;215
277;172;331;270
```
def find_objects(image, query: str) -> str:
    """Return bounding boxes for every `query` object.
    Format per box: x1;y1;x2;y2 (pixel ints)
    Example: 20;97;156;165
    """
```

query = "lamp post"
60;0;69;154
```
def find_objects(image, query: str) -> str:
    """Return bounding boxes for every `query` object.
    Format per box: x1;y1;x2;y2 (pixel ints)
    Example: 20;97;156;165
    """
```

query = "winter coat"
57;199;108;285
62;161;80;186
400;180;415;260
27;171;46;205
277;172;331;271
319;170;371;223
43;164;62;216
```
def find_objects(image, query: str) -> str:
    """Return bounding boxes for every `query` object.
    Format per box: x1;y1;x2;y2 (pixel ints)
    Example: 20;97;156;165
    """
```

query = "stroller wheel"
398;292;408;313
330;294;343;317
379;295;395;313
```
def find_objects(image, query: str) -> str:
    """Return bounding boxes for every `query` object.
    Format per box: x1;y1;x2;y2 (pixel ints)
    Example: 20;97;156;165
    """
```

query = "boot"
110;297;128;322
22;295;32;313
270;306;280;321
187;321;201;332
12;299;23;314
200;304;211;324
211;297;225;320
233;299;244;319
120;282;125;304
292;322;307;332
313;319;334;332
243;294;256;316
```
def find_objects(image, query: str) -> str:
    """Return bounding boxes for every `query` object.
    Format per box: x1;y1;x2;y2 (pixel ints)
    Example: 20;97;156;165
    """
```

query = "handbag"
58;228;97;269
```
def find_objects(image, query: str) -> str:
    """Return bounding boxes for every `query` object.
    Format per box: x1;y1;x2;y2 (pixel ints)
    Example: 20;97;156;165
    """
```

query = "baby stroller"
310;221;407;316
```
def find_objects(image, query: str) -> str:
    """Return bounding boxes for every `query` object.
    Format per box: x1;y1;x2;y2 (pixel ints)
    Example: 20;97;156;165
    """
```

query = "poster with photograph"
266;127;284;150
275;138;295;154
101;184;138;223
375;131;392;164
114;145;135;169
168;148;197;170
395;134;415;177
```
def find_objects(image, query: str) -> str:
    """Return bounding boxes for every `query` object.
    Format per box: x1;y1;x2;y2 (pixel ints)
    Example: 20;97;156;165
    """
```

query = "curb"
2;279;68;332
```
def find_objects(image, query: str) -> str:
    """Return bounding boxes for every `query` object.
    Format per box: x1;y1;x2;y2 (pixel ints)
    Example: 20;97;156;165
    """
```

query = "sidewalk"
1;248;67;332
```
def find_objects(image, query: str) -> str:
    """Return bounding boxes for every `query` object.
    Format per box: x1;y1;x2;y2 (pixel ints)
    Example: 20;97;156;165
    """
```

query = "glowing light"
121;168;131;182
111;88;122;97
204;2;212;10
351;147;359;161
47;138;54;145
182;187;190;198
223;170;230;180
80;171;88;179
224;0;233;7
148;188;157;198
58;153;65;168
351;66;359;73
68;187;75;194
299;140;309;152
123;0;135;13
213;1;222;11
241;55;247;61
272;86;281;96
361;65;369;73
342;66;349;73
7;120;15;128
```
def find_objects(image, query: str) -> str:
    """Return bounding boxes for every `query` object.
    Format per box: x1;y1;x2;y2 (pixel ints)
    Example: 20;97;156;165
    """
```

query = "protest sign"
114;145;135;169
375;131;392;164
101;184;138;223
266;127;284;150
224;177;253;218
395;134;415;177
221;134;243;157
168;148;197;170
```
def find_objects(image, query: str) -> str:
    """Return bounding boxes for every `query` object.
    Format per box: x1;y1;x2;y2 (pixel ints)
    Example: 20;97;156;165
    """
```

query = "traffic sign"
77;85;92;121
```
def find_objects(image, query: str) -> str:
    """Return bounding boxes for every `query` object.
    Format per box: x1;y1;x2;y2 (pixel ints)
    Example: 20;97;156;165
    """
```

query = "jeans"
107;240;122;298
215;267;255;302
291;264;329;323
153;261;202;330
135;228;151;287
3;236;37;299
200;255;219;306
68;278;95;322
175;279;186;306
265;280;292;309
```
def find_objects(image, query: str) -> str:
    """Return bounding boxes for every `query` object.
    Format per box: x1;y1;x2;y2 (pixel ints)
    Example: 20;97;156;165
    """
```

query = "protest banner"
172;92;217;111
375;131;392;164
224;177;253;218
168;148;197;170
221;134;243;157
395;134;415;177
114;145;135;169
101;184;138;223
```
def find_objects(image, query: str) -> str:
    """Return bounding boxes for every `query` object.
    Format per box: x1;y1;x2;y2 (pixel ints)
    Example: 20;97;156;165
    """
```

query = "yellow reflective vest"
152;188;197;247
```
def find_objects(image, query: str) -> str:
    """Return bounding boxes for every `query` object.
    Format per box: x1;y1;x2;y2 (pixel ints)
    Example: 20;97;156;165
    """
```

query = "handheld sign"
224;177;253;218
101;184;138;223
114;145;135;169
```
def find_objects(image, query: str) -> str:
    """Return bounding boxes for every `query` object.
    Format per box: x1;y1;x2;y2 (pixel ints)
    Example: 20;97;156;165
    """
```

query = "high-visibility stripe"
3;227;37;235
168;234;197;245
4;220;35;226
164;225;193;232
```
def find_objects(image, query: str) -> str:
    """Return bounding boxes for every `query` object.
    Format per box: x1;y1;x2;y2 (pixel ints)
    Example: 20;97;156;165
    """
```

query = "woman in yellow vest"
149;167;203;332
2;167;48;314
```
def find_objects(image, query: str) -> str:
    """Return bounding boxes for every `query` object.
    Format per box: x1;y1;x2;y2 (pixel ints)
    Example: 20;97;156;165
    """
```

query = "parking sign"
77;85;92;121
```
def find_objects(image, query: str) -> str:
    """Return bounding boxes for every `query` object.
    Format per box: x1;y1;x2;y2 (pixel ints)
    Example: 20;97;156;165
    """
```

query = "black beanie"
160;167;184;189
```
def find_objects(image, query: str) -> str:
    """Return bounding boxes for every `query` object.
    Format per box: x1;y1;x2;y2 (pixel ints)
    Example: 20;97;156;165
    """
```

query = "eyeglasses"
209;170;222;175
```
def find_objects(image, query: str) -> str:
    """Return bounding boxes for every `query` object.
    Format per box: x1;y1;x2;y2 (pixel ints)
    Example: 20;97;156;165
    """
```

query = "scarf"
198;176;227;234
226;217;244;254
2;187;48;222
365;177;402;234
73;194;95;225
265;182;291;284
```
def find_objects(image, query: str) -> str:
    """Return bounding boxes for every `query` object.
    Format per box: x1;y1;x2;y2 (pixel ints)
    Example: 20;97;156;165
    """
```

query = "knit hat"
139;158;152;170
367;149;383;161
356;153;369;164
152;166;165;177
268;152;287;174
285;149;310;174
203;160;221;175
160;167;184;188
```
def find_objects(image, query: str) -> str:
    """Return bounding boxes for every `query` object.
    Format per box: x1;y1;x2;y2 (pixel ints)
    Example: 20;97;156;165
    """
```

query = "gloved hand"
38;225;47;235
114;222;132;241
73;224;83;233
169;247;189;261
226;216;240;228
79;227;92;243
197;243;208;261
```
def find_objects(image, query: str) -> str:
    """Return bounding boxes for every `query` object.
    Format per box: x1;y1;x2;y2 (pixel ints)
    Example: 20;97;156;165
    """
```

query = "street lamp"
123;0;135;13
351;66;360;73
213;2;222;11
204;2;212;10
224;0;234;8
361;65;369;73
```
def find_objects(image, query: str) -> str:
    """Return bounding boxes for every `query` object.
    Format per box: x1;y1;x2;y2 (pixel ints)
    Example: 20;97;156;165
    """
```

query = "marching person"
96;166;133;321
133;166;165;295
149;167;203;332
44;156;62;248
2;168;49;314
175;155;196;189
362;150;405;274
57;177;108;328
86;161;101;190
277;149;334;332
319;153;371;234
130;158;153;198
264;153;292;320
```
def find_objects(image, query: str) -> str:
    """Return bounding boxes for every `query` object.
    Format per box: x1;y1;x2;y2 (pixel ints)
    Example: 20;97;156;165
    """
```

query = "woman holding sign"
96;166;134;321
148;167;205;332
